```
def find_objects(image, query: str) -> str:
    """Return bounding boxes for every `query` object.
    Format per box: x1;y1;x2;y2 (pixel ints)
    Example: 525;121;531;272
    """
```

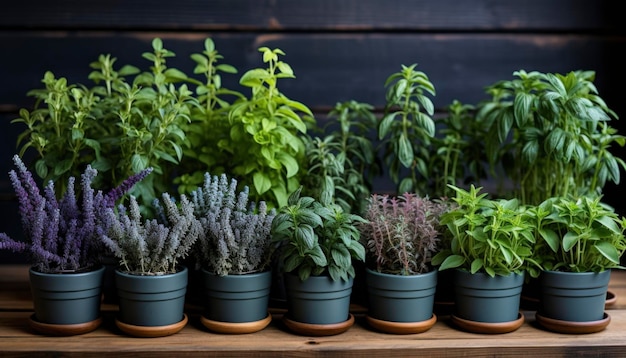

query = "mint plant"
271;187;366;282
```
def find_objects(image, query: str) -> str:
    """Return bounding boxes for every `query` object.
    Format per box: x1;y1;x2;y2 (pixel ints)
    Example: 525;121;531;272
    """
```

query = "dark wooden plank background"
1;0;625;263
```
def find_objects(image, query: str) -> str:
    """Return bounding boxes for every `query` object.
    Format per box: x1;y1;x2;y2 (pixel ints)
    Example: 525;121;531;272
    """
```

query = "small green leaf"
438;255;465;271
398;133;413;168
253;172;272;195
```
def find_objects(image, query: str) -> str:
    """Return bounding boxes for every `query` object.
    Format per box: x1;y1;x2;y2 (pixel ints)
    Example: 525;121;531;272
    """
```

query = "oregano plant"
432;185;537;278
13;38;201;214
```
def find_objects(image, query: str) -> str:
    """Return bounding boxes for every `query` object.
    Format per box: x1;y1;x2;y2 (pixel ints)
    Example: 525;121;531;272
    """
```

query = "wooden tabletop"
1;265;625;357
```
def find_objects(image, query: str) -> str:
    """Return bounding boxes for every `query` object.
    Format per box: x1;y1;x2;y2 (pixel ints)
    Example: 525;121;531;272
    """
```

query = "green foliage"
531;196;626;273
174;38;245;194
302;100;380;215
478;70;626;204
432;185;536;278
13;38;200;213
222;47;315;208
429;100;489;198
378;64;436;195
270;187;366;282
359;193;452;275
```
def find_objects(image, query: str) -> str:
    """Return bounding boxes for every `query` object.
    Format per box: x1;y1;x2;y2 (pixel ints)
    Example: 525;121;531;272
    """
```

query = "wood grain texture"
0;267;625;356
0;32;622;111
0;0;622;32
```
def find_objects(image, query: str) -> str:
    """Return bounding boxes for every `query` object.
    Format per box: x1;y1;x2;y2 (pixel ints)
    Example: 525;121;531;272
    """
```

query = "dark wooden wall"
1;0;625;262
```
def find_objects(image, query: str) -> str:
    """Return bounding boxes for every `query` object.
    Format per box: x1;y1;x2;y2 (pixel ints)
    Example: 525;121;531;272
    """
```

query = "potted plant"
99;192;201;337
0;155;149;335
432;185;537;333
358;192;451;334
531;196;626;333
188;172;276;334
270;187;366;336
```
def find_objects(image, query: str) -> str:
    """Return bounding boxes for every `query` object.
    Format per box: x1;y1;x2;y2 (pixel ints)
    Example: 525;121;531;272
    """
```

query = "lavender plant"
359;193;452;275
190;173;276;276
0;155;150;273
100;193;201;275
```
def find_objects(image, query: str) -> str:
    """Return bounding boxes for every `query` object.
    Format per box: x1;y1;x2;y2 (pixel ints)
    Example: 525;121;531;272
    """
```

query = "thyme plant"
189;173;276;276
359;193;451;275
100;193;201;275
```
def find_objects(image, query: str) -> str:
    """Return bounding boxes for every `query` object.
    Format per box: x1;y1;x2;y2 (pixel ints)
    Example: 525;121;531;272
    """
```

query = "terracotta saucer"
451;312;525;334
535;312;611;334
29;314;102;336
366;313;437;334
115;314;188;337
201;313;272;334
605;290;617;308
282;313;354;336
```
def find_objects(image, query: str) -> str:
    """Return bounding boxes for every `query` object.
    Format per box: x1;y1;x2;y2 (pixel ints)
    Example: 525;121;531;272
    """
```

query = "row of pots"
27;265;613;337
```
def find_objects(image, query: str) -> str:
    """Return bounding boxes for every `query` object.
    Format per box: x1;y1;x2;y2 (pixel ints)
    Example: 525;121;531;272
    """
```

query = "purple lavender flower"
0;155;151;273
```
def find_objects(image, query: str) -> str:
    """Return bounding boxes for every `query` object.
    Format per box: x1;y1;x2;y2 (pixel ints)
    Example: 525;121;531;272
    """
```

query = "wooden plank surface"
0;265;625;357
0;0;622;32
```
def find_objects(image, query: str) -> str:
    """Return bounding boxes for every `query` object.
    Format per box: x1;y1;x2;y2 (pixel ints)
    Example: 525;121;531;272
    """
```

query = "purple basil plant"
0;155;151;273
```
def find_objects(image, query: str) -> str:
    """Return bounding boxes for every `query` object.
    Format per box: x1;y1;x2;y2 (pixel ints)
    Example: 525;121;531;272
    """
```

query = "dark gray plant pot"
285;273;353;325
453;269;524;323
29;265;105;325
366;268;437;322
539;270;610;322
115;266;188;327
201;269;271;323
